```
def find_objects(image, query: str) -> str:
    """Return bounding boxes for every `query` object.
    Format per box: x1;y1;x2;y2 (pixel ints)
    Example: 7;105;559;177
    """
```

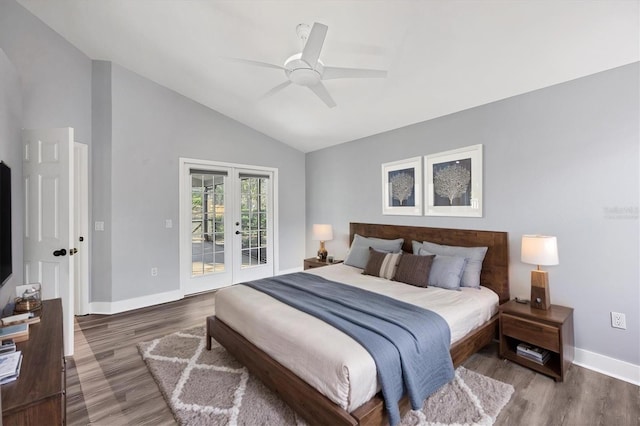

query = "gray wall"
0;0;92;303
306;63;639;365
102;63;305;301
0;49;23;305
91;61;113;302
0;0;92;143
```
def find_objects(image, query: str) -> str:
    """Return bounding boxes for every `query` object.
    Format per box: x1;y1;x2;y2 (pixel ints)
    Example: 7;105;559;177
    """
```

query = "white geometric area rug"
138;326;514;426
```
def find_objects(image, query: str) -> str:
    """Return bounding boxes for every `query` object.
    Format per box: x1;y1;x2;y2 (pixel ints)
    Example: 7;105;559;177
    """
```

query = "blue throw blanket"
241;272;454;426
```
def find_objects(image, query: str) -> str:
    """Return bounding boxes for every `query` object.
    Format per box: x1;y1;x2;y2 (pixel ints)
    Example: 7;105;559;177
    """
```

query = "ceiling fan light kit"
232;22;387;108
284;54;323;86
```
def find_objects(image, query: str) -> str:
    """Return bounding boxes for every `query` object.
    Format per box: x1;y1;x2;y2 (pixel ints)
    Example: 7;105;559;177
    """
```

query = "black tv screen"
0;161;11;286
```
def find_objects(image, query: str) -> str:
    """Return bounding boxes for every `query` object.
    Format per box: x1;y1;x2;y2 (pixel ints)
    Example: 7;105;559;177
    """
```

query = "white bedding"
214;263;498;412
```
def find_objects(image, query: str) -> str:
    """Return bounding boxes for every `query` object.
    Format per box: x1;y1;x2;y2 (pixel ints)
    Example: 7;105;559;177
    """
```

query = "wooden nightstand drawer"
501;313;560;352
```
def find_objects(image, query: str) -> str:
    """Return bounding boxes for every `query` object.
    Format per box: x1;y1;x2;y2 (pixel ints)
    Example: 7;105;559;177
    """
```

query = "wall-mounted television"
0;161;11;286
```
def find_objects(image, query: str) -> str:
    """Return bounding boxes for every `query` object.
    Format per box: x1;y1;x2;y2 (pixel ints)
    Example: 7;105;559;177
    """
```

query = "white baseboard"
88;289;184;315
277;266;303;275
574;347;640;386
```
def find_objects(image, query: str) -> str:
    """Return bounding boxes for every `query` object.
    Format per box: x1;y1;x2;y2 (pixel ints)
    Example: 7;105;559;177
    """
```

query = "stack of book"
0;312;40;344
0;350;22;384
517;342;551;365
1;312;40;327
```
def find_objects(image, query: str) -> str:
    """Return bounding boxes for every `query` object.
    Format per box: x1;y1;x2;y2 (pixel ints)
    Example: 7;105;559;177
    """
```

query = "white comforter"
214;263;498;412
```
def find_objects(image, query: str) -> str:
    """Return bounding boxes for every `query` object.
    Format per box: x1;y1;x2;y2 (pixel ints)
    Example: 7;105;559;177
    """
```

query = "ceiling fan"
231;22;387;108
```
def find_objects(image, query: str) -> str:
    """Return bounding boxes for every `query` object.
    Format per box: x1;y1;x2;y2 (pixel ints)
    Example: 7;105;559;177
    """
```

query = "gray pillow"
392;253;435;288
413;240;488;288
344;234;404;269
418;248;466;290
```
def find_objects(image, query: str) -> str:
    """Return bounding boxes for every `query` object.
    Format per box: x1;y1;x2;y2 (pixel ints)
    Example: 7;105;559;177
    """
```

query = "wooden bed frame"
208;222;509;426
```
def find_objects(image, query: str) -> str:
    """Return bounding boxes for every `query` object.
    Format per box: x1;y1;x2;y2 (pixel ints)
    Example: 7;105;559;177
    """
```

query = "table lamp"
312;224;333;261
521;235;559;310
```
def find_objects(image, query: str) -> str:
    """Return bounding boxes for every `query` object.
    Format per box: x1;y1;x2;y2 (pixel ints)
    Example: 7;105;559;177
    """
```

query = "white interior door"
180;159;276;295
23;128;75;357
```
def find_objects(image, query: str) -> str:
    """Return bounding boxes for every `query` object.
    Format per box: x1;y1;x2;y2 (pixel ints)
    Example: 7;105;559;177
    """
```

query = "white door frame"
74;142;89;315
179;158;279;295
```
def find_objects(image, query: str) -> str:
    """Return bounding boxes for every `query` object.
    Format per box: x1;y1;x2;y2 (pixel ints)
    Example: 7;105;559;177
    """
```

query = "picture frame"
381;157;422;215
424;144;483;217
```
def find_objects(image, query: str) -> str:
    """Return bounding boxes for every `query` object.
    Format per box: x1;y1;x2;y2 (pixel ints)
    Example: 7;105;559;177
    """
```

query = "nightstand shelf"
303;257;343;270
499;300;574;382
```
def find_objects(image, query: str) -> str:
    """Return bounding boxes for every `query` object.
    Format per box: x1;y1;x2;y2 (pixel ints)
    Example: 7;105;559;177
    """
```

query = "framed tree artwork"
381;157;422;215
424;144;483;217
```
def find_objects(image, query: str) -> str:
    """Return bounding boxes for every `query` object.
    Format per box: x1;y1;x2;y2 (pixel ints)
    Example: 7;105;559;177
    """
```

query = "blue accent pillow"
413;240;488;288
344;234;404;269
418;248;466;290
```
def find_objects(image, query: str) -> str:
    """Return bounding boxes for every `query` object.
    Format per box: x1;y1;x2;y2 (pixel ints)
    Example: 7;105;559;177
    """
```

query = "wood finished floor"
67;292;639;425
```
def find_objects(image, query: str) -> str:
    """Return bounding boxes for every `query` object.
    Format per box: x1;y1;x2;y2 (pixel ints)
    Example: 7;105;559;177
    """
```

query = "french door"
180;159;276;294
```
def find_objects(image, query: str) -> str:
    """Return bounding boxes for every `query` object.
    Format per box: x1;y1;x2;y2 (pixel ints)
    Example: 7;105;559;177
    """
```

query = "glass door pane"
191;172;226;276
239;175;269;269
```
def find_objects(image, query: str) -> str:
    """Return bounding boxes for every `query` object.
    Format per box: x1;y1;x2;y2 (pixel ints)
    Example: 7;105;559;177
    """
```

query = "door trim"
178;158;279;294
74;142;89;315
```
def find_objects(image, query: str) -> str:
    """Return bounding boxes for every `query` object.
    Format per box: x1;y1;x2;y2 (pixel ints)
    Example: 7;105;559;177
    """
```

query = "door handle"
70;248;78;256
235;230;241;235
53;249;67;257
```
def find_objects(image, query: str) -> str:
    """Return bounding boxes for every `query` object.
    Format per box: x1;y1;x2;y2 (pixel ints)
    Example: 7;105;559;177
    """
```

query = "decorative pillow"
392;253;435;288
418;248;466;290
413;240;488;288
362;248;402;280
344;234;404;269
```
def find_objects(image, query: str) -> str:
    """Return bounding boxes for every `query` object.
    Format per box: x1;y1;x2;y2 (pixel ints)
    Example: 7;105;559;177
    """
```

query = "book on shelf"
0;350;22;384
0;323;29;342
516;342;550;364
1;311;40;326
517;350;551;365
0;339;16;355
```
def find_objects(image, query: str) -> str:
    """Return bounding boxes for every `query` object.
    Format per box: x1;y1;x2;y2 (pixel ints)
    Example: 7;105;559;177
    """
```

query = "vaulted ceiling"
18;1;639;152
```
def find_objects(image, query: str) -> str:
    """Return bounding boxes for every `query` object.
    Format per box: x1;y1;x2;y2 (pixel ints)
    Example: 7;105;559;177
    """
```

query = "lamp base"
530;270;550;310
317;241;328;261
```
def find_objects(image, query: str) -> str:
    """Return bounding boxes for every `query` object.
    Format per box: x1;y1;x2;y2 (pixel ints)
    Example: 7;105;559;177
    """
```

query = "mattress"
214;263;499;412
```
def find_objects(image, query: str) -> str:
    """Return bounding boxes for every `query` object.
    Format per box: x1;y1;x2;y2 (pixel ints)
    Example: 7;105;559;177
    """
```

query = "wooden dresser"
2;298;66;425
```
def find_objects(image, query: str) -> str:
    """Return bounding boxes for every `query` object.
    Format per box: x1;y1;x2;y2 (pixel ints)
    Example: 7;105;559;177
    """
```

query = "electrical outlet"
151;267;158;277
611;312;626;329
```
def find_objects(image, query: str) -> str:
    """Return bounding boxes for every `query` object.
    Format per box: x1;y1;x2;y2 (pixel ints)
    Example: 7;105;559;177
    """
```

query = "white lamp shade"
521;235;559;266
312;224;333;241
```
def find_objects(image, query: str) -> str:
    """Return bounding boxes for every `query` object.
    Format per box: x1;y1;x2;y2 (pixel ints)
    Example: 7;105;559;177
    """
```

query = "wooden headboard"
350;222;510;304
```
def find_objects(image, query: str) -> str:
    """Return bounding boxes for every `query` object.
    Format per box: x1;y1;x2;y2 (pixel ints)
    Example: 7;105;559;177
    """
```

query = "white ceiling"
17;1;639;153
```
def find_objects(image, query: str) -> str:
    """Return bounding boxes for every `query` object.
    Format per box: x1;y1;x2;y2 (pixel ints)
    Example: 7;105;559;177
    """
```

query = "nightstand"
303;257;343;270
499;300;574;382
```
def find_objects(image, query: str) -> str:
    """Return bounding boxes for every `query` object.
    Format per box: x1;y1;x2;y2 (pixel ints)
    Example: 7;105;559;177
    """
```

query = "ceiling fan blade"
308;82;336;108
227;57;286;71
322;66;388;80
301;23;328;68
260;81;292;99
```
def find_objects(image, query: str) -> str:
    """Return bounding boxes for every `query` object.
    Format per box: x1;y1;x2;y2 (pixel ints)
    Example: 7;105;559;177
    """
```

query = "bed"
207;222;509;426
